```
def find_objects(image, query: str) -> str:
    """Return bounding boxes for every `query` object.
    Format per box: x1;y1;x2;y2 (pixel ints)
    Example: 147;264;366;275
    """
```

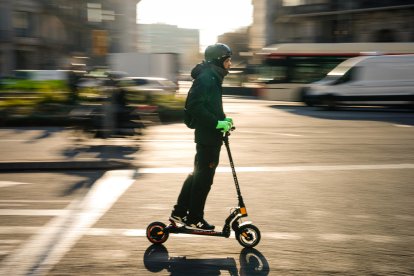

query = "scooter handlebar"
224;126;236;137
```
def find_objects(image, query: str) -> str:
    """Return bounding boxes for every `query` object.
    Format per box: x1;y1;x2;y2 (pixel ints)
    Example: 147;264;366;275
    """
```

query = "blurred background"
0;0;413;129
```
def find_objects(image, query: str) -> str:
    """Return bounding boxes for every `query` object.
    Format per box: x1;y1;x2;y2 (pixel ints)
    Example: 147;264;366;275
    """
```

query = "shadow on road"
143;244;269;275
270;105;414;126
62;144;140;161
7;127;62;143
60;171;106;196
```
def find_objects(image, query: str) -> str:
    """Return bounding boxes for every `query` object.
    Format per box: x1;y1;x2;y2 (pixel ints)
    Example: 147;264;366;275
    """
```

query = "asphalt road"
0;98;413;275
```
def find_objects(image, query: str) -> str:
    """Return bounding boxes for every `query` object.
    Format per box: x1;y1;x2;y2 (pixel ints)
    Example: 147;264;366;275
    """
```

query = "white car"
118;77;177;95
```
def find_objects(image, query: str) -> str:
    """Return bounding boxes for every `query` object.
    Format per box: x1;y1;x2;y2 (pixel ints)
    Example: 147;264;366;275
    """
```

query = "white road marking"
0;226;40;234
0;200;71;203
263;232;303;240
238;130;304;137
319;234;400;243
0;240;22;245
0;181;30;188
393;124;412;128
0;209;67;216
0;169;136;276
0;140;29;142
138;163;414;174
140;139;192;142
0;226;410;244
0;204;26;207
319;234;354;242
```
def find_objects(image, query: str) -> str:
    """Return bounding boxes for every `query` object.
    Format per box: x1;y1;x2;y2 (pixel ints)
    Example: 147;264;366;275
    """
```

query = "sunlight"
137;0;253;49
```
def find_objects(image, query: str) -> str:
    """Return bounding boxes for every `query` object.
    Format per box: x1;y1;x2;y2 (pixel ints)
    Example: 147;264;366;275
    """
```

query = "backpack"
183;91;196;129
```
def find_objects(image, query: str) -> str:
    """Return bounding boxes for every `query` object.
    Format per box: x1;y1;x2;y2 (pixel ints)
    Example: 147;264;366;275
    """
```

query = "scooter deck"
166;220;229;237
167;225;226;237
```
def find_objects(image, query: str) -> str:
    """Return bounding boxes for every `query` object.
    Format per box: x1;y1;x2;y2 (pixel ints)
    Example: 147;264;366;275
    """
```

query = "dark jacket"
186;62;228;145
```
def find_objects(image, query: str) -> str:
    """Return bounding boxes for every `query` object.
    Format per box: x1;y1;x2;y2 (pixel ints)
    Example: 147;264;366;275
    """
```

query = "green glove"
216;120;232;133
224;117;233;125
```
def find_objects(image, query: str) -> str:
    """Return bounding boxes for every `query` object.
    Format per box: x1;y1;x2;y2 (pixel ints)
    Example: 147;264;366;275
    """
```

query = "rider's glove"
224;117;233;125
216;120;232;133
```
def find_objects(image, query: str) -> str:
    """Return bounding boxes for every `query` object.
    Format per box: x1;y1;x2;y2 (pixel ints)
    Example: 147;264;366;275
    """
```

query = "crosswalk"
0;170;136;275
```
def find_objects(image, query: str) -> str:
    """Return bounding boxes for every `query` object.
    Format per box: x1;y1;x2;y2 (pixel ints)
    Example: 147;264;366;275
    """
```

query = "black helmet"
205;43;232;62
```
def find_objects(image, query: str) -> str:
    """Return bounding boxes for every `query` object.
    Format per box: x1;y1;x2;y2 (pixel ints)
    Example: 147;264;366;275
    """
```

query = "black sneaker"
169;211;187;225
186;218;215;231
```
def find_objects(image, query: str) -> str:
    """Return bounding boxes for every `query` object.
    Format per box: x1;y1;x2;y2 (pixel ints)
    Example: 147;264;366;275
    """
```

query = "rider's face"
223;58;232;70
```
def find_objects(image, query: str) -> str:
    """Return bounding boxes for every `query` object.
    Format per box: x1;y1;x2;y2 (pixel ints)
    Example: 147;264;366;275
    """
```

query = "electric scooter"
146;129;261;248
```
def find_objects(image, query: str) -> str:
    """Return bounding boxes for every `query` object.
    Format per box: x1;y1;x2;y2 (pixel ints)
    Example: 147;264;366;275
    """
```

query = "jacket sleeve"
186;77;218;129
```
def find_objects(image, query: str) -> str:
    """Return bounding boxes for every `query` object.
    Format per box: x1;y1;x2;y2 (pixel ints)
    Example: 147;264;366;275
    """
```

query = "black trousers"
174;143;222;221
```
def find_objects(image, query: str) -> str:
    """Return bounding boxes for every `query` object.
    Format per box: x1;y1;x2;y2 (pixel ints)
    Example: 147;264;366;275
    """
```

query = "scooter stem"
223;131;246;210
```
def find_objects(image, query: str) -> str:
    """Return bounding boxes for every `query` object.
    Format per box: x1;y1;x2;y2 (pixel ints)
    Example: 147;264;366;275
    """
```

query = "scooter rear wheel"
146;221;169;244
236;224;261;248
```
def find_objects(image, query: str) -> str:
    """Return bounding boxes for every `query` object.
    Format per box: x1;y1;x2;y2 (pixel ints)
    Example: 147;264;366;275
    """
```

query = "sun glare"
137;0;253;49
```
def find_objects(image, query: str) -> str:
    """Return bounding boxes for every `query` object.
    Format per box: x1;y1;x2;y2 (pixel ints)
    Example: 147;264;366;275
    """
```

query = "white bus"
255;43;414;101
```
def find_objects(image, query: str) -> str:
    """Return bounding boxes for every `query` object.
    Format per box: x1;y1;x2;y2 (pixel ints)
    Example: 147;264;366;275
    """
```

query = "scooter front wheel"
236;224;261;248
146;221;169;244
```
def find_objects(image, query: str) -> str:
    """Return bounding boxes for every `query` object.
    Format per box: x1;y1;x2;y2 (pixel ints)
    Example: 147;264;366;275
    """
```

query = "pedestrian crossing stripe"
0;181;29;188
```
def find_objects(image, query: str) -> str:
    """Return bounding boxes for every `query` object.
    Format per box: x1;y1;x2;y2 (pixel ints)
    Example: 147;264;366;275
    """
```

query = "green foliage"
0;80;70;108
1;79;68;92
126;90;185;109
153;94;185;110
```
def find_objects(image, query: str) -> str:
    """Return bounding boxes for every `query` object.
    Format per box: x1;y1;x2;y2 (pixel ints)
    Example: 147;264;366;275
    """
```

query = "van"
303;55;414;108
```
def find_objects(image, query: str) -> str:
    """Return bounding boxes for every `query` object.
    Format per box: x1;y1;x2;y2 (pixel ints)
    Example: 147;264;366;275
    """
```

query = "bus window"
290;57;321;83
290;56;348;83
258;60;288;83
258;55;349;84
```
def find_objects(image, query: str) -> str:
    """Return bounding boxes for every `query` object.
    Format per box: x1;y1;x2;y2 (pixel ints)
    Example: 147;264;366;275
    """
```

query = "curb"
0;159;133;172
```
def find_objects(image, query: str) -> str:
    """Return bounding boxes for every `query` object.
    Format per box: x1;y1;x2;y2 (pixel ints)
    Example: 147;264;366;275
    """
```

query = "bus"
255;43;414;102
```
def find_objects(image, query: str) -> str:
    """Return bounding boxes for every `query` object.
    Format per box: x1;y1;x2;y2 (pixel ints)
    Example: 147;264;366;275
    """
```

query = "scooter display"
146;129;261;248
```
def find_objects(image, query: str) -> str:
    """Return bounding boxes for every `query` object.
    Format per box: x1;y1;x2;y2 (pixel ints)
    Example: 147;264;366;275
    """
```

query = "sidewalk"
0;127;137;171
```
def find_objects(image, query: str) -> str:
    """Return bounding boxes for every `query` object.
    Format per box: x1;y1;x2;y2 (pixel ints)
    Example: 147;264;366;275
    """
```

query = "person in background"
68;65;81;105
170;43;233;230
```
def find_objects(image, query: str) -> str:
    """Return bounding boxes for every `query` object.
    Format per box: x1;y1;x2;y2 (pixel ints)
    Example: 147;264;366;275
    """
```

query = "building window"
13;11;30;37
375;29;397;42
87;3;102;22
283;0;329;5
283;0;302;6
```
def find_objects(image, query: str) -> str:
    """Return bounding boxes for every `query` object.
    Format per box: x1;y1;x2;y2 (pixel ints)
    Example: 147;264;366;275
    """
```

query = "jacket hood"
190;61;228;80
190;62;209;79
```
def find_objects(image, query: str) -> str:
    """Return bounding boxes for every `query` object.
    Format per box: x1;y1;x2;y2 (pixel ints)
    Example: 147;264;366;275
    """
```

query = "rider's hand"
224;117;233;125
216;120;232;133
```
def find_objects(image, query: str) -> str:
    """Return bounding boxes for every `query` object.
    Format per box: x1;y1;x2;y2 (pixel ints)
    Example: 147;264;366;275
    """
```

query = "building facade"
250;0;414;50
0;0;139;76
137;23;200;72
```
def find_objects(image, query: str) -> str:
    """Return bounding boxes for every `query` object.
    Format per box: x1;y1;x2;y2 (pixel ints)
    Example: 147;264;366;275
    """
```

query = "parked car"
118;77;178;95
303;55;414;109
